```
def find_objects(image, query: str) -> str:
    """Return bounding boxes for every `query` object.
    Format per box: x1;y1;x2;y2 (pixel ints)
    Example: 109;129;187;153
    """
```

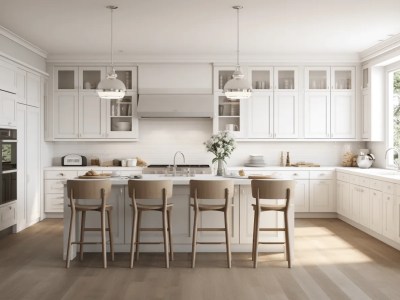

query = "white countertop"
44;166;143;171
336;167;400;183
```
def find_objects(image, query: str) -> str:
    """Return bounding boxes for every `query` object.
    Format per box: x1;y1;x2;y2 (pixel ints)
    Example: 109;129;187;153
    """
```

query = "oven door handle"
2;169;17;174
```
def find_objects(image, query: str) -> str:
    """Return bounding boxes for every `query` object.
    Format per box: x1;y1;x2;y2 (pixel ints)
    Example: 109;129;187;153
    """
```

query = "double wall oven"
0;129;17;205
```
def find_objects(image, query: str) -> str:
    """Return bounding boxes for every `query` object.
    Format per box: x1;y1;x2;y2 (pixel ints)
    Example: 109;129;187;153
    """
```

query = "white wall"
51;119;366;167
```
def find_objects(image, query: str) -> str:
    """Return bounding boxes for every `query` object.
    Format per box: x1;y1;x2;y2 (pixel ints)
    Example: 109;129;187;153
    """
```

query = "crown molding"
0;25;47;59
47;52;360;64
360;33;400;63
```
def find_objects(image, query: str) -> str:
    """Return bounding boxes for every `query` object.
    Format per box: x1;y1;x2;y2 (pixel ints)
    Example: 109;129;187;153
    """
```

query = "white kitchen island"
63;174;295;262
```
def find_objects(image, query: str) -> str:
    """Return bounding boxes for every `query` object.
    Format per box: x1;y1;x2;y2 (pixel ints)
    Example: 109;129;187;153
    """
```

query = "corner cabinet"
48;65;139;141
304;66;355;139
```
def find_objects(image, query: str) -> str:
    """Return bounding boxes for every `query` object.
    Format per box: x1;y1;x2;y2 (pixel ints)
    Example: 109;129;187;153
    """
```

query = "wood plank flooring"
0;218;399;300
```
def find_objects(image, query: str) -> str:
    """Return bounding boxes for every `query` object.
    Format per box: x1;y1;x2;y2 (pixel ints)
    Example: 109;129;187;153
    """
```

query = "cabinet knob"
59;173;64;176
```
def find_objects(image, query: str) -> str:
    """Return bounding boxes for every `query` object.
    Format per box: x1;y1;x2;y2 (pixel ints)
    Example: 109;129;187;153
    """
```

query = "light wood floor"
0;219;399;300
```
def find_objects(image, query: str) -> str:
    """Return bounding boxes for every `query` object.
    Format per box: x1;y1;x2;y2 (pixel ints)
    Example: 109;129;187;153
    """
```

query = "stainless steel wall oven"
0;129;17;205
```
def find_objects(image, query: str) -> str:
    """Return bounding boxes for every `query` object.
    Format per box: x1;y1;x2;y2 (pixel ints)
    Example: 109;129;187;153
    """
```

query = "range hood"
137;94;214;118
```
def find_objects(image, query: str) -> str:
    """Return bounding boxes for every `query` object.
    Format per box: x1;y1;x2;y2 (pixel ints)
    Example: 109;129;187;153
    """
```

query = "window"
388;69;400;166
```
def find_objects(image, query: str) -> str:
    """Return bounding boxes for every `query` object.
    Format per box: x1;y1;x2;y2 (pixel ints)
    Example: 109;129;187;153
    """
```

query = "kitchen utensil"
113;121;130;131
356;153;375;169
126;158;137;167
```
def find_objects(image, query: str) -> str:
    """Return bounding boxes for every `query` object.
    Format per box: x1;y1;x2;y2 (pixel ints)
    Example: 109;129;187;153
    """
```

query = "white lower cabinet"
337;180;350;218
369;189;383;234
309;180;335;212
0;202;17;231
395;196;400;243
44;171;78;213
382;193;396;240
293;180;309;212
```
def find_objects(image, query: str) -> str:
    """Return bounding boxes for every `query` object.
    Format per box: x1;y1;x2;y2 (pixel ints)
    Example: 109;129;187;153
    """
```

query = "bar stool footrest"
197;242;226;245
197;228;226;232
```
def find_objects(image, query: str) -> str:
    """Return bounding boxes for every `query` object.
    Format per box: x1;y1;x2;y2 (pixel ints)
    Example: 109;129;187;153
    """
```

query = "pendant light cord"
236;7;240;67
110;7;114;69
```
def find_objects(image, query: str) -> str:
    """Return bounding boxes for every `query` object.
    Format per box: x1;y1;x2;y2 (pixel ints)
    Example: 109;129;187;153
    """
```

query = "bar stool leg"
130;208;137;268
252;208;257;261
101;210;107;268
66;209;75;269
224;210;232;268
135;210;142;261
107;210;114;261
191;208;199;268
79;211;86;261
253;209;260;268
167;209;174;261
162;210;169;268
284;211;291;268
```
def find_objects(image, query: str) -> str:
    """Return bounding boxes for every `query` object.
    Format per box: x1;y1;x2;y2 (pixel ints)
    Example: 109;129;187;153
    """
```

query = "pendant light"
97;5;126;99
223;5;252;100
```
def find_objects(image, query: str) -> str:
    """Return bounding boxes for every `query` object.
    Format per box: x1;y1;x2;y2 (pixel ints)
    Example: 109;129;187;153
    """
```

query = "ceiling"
1;0;400;59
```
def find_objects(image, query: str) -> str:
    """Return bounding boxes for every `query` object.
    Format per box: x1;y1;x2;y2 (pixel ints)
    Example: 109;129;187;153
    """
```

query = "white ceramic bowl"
113;121;130;131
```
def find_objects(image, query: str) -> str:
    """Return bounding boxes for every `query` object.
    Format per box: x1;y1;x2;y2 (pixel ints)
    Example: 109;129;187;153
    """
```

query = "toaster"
62;154;87;166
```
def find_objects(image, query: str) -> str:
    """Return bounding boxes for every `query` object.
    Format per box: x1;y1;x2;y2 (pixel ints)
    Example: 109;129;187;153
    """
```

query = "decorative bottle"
286;152;291;167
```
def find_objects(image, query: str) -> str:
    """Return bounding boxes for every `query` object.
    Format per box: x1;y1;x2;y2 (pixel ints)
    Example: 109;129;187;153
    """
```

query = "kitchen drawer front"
309;170;335;180
45;180;65;194
369;179;382;191
358;176;370;188
381;181;395;195
0;202;16;231
274;171;309;180
45;170;78;180
45;194;64;213
349;175;358;185
337;172;350;182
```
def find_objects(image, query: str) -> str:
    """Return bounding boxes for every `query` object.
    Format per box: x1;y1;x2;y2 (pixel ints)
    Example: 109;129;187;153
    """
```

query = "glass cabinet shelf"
277;69;296;90
308;70;328;89
250;68;272;90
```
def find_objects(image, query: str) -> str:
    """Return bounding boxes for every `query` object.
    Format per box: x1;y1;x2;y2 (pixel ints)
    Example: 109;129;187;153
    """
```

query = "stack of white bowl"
244;155;266;167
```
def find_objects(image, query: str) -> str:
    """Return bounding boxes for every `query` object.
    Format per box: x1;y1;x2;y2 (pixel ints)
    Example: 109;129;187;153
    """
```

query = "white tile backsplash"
50;119;366;167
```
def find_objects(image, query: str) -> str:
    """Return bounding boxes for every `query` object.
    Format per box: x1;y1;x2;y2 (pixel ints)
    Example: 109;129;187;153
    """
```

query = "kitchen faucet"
385;147;400;170
173;151;186;176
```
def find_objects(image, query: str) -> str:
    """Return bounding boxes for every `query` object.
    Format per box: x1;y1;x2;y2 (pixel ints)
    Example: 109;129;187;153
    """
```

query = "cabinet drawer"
309;170;335;180
337;172;350;182
45;194;64;213
349;175;358;185
0;202;16;231
369;179;382;191
274;171;309;180
45;170;78;180
381;181;395;195
45;180;65;193
358;176;370;188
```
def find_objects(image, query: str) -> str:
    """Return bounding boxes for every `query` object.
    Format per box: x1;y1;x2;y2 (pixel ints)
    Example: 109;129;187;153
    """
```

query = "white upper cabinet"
274;92;298;138
16;69;26;104
0;59;16;94
139;64;212;94
53;91;79;138
0;90;16;127
247;92;273;138
55;67;78;91
107;66;137;91
248;66;273;92
78;92;106;138
26;72;41;107
304;66;355;139
214;93;246;138
79;67;106;91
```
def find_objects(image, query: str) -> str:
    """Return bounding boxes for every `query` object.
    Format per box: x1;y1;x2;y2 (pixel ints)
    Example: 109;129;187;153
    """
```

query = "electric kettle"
356;149;375;169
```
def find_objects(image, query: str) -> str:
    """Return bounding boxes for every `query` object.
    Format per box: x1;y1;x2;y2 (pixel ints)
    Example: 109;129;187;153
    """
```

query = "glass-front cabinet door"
214;93;244;138
107;66;138;91
79;67;106;91
305;67;330;91
274;67;298;91
106;92;138;139
213;66;237;92
362;66;369;90
331;67;355;91
248;66;273;91
55;67;78;91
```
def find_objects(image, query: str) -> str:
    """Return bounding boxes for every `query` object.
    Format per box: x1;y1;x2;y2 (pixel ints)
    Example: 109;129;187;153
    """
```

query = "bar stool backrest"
189;180;234;203
67;179;111;203
128;180;173;201
251;179;294;208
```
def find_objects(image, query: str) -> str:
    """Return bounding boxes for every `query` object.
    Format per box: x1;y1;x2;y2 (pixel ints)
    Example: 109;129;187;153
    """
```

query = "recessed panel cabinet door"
247;92;273;138
304;92;330;138
309;180;335;212
79;92;106;138
0;91;16;127
26;72;41;107
369;189;383;234
273;92;298;138
293;180;309;212
54;92;79;138
382;193;396;240
331;91;355;138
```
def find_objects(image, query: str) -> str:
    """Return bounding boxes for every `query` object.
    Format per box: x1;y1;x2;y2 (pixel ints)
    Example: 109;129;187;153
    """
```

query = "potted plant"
204;131;236;176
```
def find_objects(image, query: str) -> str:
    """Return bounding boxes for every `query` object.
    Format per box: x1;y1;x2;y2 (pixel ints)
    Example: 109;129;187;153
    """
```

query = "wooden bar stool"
251;179;294;268
190;179;234;268
65;179;114;269
128;180;174;268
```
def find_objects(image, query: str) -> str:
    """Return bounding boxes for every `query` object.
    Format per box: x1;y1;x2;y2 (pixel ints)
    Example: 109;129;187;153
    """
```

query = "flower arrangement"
204;131;236;175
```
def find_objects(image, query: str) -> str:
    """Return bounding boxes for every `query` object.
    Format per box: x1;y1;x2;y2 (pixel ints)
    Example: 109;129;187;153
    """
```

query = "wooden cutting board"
248;175;275;179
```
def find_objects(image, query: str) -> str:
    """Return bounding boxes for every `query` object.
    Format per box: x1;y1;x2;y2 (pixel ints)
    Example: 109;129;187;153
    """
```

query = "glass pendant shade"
223;67;252;100
97;71;126;99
